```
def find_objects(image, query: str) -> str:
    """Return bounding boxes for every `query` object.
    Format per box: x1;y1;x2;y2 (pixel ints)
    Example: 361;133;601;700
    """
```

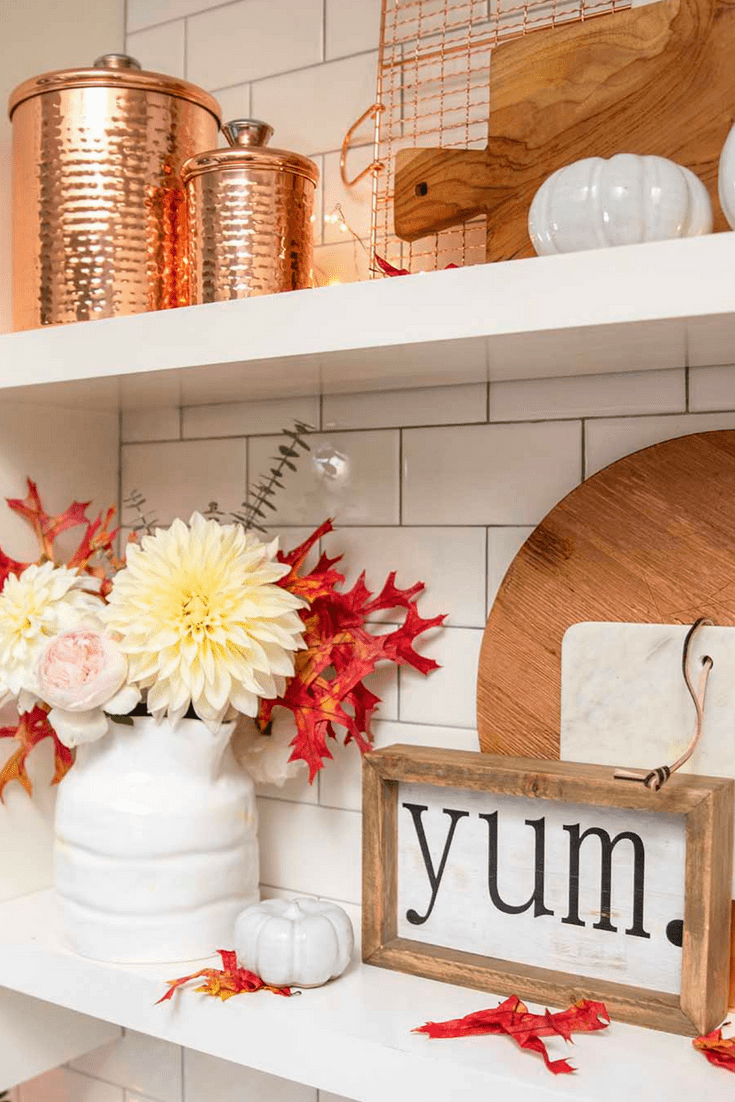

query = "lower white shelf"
0;888;730;1102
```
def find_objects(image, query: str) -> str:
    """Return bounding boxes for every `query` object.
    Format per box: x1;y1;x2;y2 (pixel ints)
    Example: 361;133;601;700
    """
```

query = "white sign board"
398;782;686;993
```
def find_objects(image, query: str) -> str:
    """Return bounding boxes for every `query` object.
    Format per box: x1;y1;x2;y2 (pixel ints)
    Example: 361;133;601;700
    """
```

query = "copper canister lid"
8;52;222;122
181;119;319;184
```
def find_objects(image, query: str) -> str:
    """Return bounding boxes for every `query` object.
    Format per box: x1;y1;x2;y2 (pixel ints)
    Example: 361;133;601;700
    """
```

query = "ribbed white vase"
54;715;259;963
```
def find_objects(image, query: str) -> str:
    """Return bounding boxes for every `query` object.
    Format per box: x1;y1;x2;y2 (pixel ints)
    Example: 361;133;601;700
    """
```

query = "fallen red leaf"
374;254;461;277
258;519;445;781
156;950;294;1003
693;1026;735;1071
415;995;610;1075
0;706;74;800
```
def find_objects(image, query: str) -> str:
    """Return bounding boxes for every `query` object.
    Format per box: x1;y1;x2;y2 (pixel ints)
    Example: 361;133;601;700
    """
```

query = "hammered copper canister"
182;119;318;303
8;53;221;330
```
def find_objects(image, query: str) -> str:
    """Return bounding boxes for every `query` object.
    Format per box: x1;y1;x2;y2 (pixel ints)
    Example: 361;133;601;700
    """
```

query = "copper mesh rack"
359;0;633;275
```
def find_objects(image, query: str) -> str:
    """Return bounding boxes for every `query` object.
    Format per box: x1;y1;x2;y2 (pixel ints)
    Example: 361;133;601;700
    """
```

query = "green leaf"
108;714;135;726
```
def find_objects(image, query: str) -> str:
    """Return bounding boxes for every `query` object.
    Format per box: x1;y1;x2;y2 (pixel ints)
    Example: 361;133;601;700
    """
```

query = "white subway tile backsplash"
187;0;323;90
321;525;486;626
585;411;735;476
326;0;383;57
322;384;487;431
69;1032;181;1102
127;20;186;79
403;421;581;525
399;626;484;728
320;719;478;812
248;430;399;526
257;798;362;902
489;369;686;422
183;1051;315;1102
127;0;221;34
487;526;535;611
689;365;735;411
322;148;373;246
182;395;319;439
121;438;247;525
121;407;180;444
212;82;251;126
19;1068;123;1102
251;52;378;155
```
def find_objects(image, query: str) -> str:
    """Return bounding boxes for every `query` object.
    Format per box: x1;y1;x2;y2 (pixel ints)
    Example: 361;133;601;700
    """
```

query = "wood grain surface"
362;745;733;1034
393;0;735;261
477;430;735;759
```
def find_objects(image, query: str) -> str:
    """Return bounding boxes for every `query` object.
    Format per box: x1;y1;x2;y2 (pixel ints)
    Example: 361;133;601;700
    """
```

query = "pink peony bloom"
38;629;139;747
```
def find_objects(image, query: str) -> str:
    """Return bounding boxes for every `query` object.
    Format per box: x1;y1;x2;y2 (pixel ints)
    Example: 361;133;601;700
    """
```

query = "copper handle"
340;103;384;188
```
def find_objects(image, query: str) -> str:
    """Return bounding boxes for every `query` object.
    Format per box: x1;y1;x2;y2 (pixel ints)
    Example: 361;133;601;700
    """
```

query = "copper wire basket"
341;0;634;277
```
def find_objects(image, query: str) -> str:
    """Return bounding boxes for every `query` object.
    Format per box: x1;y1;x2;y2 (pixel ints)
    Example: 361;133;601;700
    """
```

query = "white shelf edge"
0;234;732;410
0;888;732;1102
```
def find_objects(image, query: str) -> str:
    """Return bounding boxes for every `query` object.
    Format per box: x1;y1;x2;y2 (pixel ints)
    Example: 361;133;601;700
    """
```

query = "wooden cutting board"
394;0;735;262
477;430;735;759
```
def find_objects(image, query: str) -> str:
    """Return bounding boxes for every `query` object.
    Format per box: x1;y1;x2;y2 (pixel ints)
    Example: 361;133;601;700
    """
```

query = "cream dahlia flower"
103;513;305;731
0;563;103;712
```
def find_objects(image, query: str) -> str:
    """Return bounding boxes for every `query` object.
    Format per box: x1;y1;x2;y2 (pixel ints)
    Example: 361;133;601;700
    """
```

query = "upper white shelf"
0;888;733;1102
0;233;733;411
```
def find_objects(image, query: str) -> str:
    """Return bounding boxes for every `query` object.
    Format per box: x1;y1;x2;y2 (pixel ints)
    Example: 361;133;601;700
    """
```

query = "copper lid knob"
93;53;142;71
222;119;274;148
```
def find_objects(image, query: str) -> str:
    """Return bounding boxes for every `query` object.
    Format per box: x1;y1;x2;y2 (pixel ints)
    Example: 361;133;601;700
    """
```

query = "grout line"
183;16;189;81
213;46;379;97
146;405;720;447
398;428;403;525
321;0;327;62
181;1030;186;1102
258;792;362;814
685;365;690;411
260;883;360;908
580;419;586;482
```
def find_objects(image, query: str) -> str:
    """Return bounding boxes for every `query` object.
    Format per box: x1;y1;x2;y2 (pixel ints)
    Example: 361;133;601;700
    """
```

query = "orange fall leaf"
156;950;295;1003
0;706;74;801
693;1026;735;1071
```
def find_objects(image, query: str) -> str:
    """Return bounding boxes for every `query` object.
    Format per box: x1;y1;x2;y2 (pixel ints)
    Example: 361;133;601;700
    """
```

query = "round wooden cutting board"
478;429;735;758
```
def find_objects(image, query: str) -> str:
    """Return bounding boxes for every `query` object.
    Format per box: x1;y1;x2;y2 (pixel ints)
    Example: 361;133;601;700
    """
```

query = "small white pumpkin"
234;897;354;988
528;153;712;256
718;123;735;230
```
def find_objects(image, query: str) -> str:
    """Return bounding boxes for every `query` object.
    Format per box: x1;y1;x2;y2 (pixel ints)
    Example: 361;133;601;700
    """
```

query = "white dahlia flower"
0;563;103;712
103;513;305;731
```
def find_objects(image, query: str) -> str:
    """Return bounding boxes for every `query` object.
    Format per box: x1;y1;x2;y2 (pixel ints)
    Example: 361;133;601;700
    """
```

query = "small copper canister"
182;119;318;303
8;53;221;330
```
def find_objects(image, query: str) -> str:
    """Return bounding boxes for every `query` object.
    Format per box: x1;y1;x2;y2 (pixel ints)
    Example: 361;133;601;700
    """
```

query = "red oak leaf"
258;520;445;781
374;254;460;277
693;1026;735;1071
1;479;120;588
415;995;610;1075
156;950;294;1003
7;479;91;560
0;706;74;800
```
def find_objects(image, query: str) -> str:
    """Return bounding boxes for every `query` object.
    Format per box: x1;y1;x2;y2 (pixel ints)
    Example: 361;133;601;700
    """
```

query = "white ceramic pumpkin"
234;897;354;987
718;123;735;230
528;153;712;256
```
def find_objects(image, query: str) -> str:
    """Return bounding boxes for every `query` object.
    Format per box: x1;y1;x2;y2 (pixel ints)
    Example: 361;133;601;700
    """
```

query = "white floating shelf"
0;234;733;411
0;888;732;1102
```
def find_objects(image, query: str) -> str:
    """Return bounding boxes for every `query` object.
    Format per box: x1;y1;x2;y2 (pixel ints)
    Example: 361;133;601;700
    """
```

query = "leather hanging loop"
614;617;714;792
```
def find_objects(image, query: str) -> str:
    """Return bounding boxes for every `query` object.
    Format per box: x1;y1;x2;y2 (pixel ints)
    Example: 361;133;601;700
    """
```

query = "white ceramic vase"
528;153;713;256
54;715;259;963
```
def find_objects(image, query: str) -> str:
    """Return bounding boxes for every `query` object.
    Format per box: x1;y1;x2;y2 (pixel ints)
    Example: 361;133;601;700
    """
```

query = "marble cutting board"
561;620;735;881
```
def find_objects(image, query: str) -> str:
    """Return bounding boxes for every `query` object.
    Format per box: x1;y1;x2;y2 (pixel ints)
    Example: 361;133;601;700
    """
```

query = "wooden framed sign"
362;745;734;1035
